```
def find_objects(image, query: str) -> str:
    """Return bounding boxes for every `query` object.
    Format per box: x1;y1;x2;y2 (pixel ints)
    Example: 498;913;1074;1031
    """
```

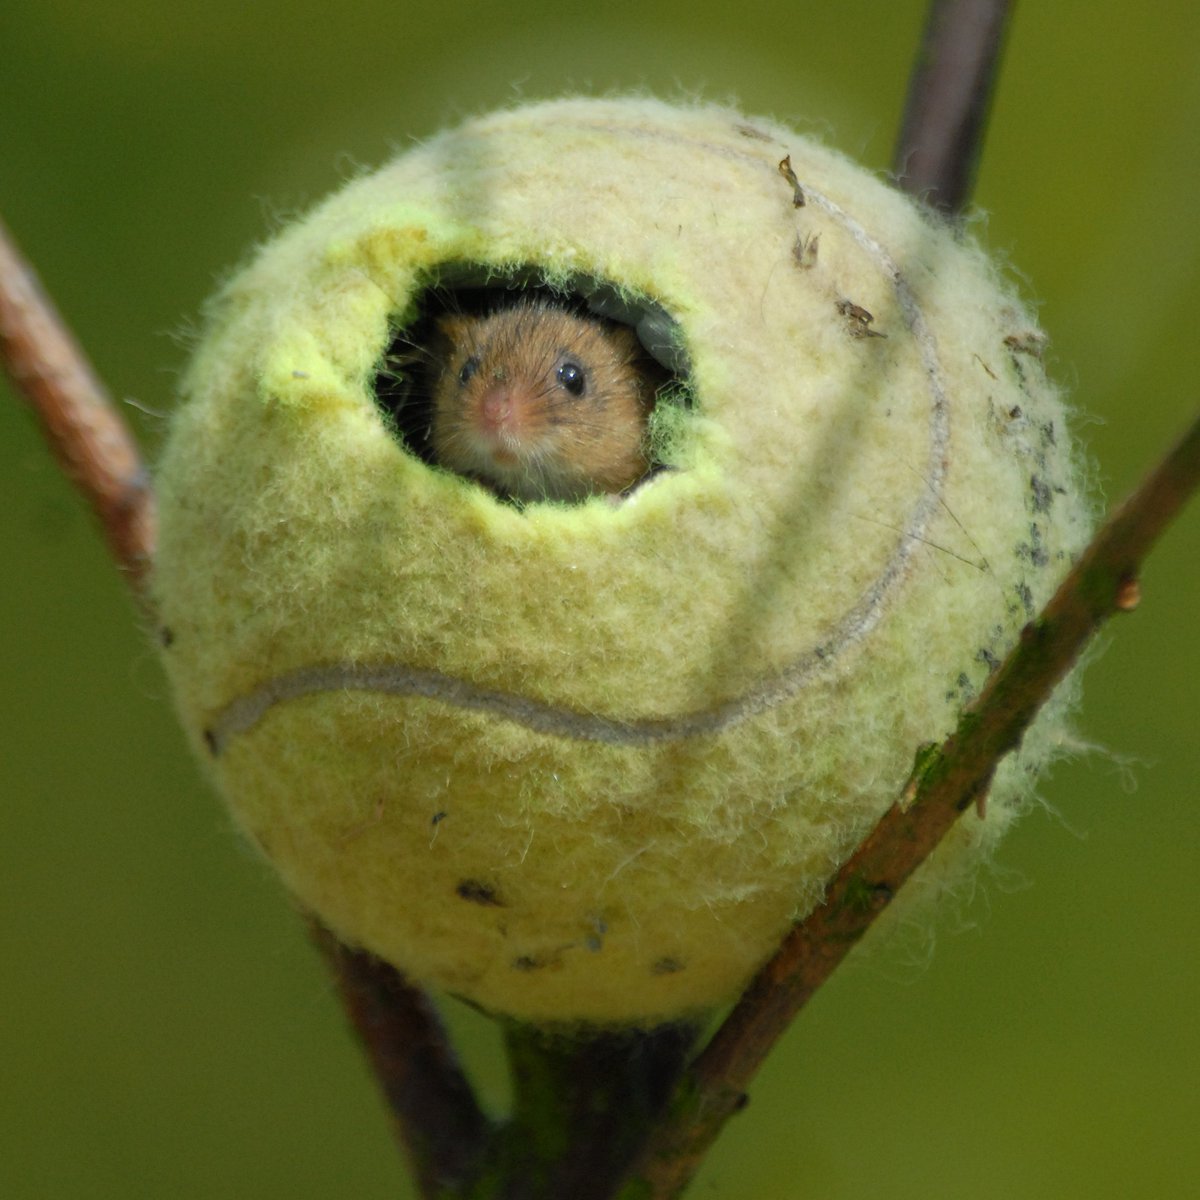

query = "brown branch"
309;922;493;1197
0;217;156;604
622;409;1200;1199
0;214;486;1194
893;0;1014;212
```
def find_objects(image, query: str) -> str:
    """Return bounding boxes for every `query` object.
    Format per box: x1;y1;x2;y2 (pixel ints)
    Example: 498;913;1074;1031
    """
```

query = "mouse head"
429;301;653;502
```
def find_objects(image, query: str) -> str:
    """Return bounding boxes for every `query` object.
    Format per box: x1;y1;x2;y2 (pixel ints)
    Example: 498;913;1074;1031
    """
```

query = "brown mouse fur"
428;298;657;503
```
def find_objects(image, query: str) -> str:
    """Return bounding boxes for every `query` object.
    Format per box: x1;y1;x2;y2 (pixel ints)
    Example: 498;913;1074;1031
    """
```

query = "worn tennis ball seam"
155;97;1094;1023
205;175;950;755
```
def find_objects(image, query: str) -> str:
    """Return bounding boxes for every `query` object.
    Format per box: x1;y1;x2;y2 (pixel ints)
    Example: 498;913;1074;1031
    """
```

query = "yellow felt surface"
154;98;1093;1022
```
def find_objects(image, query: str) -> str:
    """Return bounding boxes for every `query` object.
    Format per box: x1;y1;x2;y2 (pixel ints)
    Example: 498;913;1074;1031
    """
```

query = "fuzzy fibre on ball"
153;97;1094;1023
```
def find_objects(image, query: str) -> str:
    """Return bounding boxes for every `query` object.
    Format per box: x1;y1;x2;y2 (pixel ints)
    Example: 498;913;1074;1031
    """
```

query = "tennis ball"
153;97;1093;1025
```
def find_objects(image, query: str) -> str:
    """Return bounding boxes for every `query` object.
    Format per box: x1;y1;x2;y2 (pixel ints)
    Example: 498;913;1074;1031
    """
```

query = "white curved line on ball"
208;151;949;757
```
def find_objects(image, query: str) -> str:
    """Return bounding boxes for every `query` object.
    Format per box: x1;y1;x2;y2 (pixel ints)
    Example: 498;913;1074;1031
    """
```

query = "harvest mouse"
427;297;659;503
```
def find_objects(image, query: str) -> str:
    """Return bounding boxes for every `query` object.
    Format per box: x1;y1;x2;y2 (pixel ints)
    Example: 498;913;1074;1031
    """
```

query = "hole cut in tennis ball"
154;97;1095;1026
370;265;693;501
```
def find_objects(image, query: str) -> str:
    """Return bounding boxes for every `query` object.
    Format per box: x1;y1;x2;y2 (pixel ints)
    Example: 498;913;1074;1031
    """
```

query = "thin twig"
893;0;1014;212
0;218;156;603
0;213;485;1195
621;410;1200;1199
310;922;494;1197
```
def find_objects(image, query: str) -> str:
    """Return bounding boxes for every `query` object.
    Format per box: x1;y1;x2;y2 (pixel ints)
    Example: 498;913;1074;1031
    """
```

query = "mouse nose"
479;384;514;431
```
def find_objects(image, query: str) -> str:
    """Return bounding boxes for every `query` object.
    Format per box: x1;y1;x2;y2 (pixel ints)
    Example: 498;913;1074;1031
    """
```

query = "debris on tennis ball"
153;97;1094;1024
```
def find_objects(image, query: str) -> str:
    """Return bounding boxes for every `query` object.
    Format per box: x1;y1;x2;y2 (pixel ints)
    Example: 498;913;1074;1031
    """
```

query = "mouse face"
428;299;656;502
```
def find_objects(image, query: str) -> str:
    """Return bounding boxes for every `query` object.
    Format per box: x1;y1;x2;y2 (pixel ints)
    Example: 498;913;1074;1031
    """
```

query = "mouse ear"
604;321;642;356
431;312;474;356
596;318;653;372
609;322;671;397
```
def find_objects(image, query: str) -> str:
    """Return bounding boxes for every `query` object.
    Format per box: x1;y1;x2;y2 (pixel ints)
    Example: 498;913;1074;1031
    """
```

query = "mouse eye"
458;356;480;387
556;360;586;397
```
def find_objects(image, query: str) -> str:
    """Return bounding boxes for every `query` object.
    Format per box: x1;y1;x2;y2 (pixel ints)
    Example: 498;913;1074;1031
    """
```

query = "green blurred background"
2;2;1197;1196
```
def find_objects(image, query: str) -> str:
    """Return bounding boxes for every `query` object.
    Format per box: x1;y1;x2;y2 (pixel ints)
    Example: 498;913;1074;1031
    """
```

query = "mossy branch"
476;1022;699;1200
